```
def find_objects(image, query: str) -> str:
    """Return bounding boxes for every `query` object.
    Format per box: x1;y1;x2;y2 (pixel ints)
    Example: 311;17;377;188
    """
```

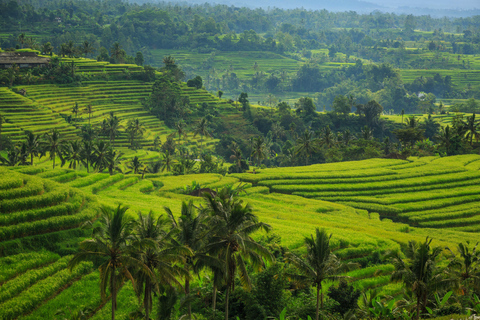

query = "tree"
164;201;207;319
105;113;120;147
390;237;446;320
332;95;351;117
133;211;190;320
41;42;53;55
295;129;319;166
84;105;93;125
24;131;41;165
0;114;5;151
81;140;94;173
285;228;356;320
187;76;203;89
357;100;383;126
106;149;123;175
43;129;63;169
319;126;336;148
128;156;143;175
193;118;211;146
69;205;143;320
135;52;144;66
238;92;249;112
464;113;480;146
160;150;174;173
174;121;187;141
72;102;79;121
110;42;126;64
295;97;316;118
93;140;110;172
17;33;25;48
218;90;223;99
126;119;146;150
251;136;267;167
203;188;273;320
446;241;480;296
62;140;83;170
82;41;95;58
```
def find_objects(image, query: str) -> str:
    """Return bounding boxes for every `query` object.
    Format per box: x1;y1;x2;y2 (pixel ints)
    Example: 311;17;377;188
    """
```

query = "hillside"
0;155;477;318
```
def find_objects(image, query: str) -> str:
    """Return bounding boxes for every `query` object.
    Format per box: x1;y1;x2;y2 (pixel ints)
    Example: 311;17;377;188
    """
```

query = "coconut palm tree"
81;140;94;173
390;237;447;320
72;102;79;121
0;114;5;151
62;140;83;170
126;118;146;150
174;121;187;141
285;228;356;320
160;150;174;173
106;149;123;175
229;142;243;172
24;131;41;165
464;113;480;145
82;40;95;58
93;140;110;172
43;129;63;169
193;118;211;146
132;211;191;320
84;105;93;125
69;205;147;320
251;136;266;167
295;129;319;166
105;113;120;147
0;144;22;166
319;126;336;148
164;201;209;319
447;241;480;295
203;189;274;320
127;156;143;175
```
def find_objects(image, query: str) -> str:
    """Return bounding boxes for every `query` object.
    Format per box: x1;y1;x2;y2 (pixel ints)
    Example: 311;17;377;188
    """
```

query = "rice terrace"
1;0;480;319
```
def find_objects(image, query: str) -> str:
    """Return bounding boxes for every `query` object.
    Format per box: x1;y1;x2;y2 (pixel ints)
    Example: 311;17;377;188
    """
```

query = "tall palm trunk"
52;152;56;169
144;278;151;320
316;284;320;320
112;266;116;320
416;294;421;320
225;286;230;320
185;278;191;319
212;285;217;318
31;153;34;166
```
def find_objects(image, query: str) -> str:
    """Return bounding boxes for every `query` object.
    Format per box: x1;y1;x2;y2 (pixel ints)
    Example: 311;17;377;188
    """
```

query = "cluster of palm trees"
0;128;124;173
69;186;275;320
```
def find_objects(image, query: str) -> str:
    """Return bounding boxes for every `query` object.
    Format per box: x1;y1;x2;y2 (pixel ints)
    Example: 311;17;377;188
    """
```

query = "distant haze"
173;0;479;16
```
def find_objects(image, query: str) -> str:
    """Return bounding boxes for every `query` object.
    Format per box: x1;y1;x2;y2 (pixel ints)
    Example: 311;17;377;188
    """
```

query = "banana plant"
425;291;453;316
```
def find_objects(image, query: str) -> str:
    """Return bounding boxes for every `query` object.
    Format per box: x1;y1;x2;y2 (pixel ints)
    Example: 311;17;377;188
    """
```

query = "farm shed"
0;52;50;69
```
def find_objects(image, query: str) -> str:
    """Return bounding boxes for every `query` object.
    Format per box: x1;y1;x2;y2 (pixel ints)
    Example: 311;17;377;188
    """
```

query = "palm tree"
203;189;274;320
341;129;355;147
437;125;453;154
81;140;94;173
84;105;93;125
127;156;143;175
104;113;120;147
160;150;174;173
174;121;187;141
133;211;190;320
110;42;125;63
24;131;41;165
319;126;335;148
251;136;266;167
401;109;405;124
82;40;95;58
447;241;480;295
93;140;110;172
390;237;446;320
69;205;144;320
464;113;480;145
361;125;373;140
285;228;356;320
0;145;22;166
106;149;123;175
295;129;319;166
193;118;211;146
71;102;79;121
43;129;63;169
229;142;243;172
62;140;83;170
0;114;5;151
17;33;25;48
164;201;207;319
126;119;146;150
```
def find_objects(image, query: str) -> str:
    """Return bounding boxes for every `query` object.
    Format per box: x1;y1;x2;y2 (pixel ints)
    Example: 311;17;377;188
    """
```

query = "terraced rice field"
0;87;79;142
0;167;99;319
232;155;480;233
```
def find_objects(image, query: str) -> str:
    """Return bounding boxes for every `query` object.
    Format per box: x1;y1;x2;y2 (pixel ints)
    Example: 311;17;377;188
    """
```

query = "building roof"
0;52;50;65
